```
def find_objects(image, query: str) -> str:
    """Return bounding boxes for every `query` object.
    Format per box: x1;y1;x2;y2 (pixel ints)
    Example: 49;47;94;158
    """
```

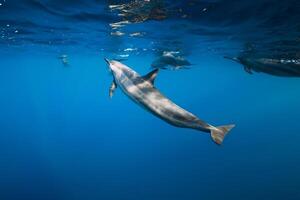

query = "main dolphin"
105;59;235;145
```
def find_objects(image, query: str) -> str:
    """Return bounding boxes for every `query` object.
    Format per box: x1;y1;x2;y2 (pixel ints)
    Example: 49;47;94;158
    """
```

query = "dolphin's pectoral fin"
143;68;159;85
224;56;240;63
244;66;253;74
109;80;117;98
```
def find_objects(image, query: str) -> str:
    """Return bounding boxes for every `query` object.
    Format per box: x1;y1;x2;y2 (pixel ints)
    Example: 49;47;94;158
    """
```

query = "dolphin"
105;59;235;145
224;56;300;77
58;54;69;66
151;51;192;70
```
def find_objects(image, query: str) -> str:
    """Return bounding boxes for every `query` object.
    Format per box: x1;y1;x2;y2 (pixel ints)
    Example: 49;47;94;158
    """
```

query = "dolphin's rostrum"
105;59;235;145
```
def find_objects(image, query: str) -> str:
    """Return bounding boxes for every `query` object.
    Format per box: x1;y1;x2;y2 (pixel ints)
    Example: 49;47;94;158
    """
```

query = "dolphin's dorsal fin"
109;80;117;98
143;69;159;85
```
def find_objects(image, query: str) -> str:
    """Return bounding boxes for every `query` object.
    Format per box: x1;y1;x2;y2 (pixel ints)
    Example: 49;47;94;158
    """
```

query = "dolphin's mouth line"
104;58;112;73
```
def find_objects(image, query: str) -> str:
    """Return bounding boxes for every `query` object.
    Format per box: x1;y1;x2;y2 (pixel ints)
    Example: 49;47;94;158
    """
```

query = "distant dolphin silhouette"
105;59;235;145
151;51;192;70
58;54;69;66
225;56;300;77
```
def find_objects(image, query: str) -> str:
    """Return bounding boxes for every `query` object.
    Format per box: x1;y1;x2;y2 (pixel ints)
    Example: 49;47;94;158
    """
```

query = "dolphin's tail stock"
210;124;235;145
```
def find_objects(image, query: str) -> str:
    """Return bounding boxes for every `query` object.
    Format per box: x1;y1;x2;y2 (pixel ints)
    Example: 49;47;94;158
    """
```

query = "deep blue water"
1;1;300;200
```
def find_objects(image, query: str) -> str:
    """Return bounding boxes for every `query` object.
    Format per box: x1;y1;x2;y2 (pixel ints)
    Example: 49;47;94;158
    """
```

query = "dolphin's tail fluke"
210;124;235;145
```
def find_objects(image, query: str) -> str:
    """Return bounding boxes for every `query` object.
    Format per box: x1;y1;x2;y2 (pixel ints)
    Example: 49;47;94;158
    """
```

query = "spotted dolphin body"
105;59;235;145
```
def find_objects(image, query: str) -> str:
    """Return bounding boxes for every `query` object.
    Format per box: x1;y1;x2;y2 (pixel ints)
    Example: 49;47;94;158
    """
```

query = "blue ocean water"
1;0;300;199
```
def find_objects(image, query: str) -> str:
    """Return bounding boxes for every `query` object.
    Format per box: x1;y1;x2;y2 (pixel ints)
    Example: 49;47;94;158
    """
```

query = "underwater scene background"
1;0;300;199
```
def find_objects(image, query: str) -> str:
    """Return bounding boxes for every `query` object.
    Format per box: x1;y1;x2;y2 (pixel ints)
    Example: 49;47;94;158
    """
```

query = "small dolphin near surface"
225;56;300;77
58;54;69;66
151;51;192;70
105;59;235;145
